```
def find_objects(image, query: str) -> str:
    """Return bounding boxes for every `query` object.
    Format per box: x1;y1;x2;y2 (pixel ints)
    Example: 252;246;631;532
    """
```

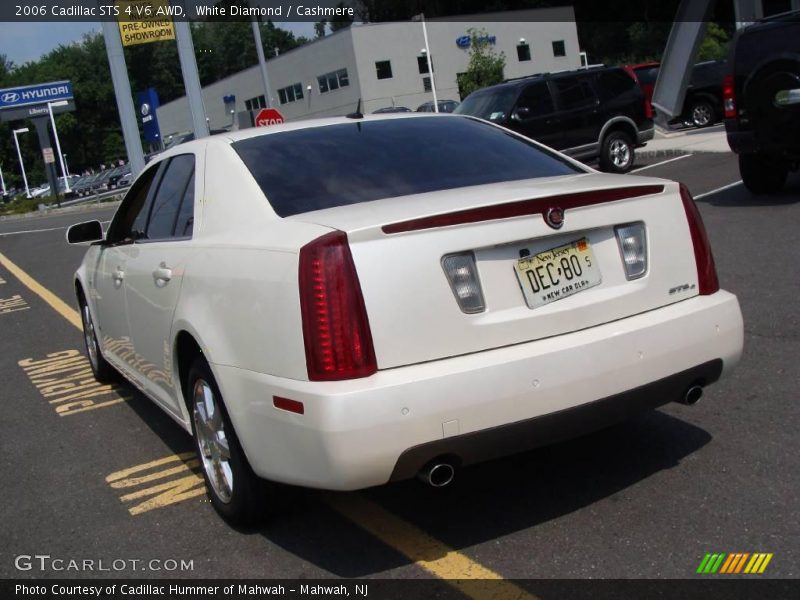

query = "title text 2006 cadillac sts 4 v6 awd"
68;115;743;525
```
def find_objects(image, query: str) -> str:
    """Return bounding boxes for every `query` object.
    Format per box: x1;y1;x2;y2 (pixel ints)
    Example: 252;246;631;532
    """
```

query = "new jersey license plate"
514;238;602;309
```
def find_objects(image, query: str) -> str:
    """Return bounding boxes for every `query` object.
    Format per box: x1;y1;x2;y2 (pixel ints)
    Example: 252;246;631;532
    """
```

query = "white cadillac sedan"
68;114;743;525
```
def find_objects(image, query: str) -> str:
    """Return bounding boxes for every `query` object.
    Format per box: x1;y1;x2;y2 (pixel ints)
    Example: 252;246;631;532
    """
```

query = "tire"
739;153;788;194
78;293;118;383
599;130;634;173
688;100;715;128
187;355;276;526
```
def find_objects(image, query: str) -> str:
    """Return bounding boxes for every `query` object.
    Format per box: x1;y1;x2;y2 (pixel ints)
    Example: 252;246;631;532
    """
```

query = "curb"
0;199;121;222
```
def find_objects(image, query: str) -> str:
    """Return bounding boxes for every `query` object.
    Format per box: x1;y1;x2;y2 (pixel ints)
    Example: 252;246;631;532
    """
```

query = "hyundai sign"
0;81;74;110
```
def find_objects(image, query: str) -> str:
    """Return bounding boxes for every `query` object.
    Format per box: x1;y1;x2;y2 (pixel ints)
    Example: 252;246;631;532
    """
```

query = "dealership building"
156;6;581;139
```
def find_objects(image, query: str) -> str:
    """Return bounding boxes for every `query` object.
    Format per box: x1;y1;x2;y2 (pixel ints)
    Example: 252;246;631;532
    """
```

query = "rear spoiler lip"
381;184;666;235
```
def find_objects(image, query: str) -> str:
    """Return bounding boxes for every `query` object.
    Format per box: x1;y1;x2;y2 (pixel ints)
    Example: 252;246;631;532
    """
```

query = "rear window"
596;69;638;100
454;87;519;122
233;117;581;217
634;66;659;85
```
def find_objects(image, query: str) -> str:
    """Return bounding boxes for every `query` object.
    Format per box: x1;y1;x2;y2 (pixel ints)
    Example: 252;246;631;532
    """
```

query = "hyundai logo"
1;92;20;103
545;207;565;229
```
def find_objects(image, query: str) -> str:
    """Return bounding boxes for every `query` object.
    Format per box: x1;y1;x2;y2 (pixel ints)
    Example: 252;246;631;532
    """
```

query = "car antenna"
346;98;364;119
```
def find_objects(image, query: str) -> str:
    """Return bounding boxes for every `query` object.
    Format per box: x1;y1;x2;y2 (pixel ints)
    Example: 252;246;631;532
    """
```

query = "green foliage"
314;21;328;38
0;194;56;216
697;23;730;62
457;28;506;98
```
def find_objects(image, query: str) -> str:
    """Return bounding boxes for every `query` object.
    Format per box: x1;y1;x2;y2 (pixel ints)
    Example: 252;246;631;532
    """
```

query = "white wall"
157;6;581;135
354;7;580;113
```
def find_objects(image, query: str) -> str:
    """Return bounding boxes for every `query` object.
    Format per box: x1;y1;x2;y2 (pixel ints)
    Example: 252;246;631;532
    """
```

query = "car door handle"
152;265;172;283
112;268;124;283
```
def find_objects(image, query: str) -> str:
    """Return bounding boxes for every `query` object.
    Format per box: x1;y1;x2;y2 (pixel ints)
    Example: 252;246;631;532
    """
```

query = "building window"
552;40;566;57
417;55;429;74
375;60;393;80
423;76;432;92
278;82;304;105
517;44;531;62
245;95;267;111
318;68;349;94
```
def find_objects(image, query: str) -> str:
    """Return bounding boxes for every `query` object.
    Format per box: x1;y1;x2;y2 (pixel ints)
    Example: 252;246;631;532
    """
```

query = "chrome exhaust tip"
679;385;704;405
418;461;456;488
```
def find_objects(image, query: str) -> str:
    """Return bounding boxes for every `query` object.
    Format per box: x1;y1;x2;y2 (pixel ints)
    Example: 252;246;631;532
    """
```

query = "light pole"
63;153;70;177
413;13;439;113
0;162;6;196
13;128;31;199
48;100;71;193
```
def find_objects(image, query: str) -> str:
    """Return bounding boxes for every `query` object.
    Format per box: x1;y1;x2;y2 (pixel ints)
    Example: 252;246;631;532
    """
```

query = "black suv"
725;11;800;193
454;66;653;173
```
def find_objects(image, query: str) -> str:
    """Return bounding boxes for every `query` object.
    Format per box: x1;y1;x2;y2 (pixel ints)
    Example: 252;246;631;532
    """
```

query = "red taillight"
299;231;377;381
680;184;719;295
723;74;736;119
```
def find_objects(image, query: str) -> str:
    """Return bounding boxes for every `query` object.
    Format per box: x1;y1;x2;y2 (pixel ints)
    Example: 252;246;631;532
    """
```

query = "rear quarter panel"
171;141;332;383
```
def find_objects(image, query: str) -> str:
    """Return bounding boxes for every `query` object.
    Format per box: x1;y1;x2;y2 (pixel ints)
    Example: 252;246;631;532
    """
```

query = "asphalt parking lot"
0;148;797;591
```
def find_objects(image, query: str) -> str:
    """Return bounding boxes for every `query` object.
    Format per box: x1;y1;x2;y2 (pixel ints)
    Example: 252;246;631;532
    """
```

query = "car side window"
517;82;555;117
173;165;195;238
145;154;195;240
105;165;161;245
554;75;597;110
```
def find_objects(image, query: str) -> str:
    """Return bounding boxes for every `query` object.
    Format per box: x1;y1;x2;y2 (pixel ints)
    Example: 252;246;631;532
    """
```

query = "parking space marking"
0;274;6;284
695;180;743;199
631;153;691;172
106;453;205;515
1;293;30;314
19;350;132;416
0;220;112;238
2;246;533;588
0;226;67;237
0;251;82;329
326;493;538;600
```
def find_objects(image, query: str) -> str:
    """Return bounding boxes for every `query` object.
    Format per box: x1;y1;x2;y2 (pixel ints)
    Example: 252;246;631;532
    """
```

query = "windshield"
233;116;581;217
454;88;519;122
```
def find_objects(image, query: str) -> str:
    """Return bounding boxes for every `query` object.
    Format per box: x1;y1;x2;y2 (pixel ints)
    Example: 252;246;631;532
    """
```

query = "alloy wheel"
692;104;712;127
82;304;99;372
609;139;631;169
193;379;234;503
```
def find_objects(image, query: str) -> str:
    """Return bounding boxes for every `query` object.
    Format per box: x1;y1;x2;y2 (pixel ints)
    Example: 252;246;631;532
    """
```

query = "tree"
329;2;354;32
314;20;328;38
0;54;14;81
456;28;506;98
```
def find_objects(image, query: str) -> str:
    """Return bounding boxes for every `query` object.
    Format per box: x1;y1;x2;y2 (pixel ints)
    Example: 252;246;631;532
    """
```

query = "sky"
0;21;317;67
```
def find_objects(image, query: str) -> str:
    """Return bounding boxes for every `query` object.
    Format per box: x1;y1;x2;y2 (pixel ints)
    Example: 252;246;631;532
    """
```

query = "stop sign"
255;108;284;127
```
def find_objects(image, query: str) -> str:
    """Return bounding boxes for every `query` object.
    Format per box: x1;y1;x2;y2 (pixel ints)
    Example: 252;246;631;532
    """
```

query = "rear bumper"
390;359;721;481
214;291;743;490
725;119;800;159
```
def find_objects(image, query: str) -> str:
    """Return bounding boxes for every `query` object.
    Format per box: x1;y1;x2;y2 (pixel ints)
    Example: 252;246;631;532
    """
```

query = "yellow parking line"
1;250;531;593
0;251;81;330
326;493;538;600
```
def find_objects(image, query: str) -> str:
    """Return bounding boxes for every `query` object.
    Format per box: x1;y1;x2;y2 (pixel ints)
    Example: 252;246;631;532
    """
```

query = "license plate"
514;238;602;309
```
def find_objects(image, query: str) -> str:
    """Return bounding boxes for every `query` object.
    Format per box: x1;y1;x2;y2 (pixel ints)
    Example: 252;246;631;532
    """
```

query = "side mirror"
66;220;104;245
513;107;531;121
